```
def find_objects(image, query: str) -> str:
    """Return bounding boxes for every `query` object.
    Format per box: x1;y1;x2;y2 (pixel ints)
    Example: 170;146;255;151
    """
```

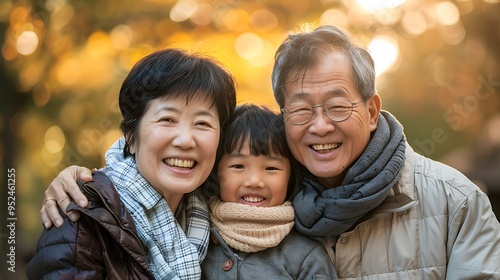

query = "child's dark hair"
209;103;300;201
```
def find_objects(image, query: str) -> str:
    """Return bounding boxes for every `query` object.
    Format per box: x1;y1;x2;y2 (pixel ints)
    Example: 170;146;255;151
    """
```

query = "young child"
201;104;337;279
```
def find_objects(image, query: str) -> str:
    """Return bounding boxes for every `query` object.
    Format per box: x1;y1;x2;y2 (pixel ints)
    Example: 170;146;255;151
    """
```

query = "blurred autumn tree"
1;0;499;277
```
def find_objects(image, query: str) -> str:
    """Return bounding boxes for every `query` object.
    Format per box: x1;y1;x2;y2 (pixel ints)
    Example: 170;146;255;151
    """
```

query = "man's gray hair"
271;25;376;108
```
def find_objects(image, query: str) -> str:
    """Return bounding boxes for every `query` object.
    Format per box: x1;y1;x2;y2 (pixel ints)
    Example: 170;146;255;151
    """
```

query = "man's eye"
289;105;311;114
328;105;350;112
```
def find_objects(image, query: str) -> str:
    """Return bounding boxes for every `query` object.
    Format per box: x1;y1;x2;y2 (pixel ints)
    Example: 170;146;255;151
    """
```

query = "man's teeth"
165;158;194;168
243;197;264;203
311;143;340;151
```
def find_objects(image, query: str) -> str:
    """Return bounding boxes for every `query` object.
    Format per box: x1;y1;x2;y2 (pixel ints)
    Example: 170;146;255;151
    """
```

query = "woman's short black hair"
119;48;237;157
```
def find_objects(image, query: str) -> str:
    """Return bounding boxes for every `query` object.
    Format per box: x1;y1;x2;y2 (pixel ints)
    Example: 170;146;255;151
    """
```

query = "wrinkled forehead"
284;51;352;95
285;48;349;83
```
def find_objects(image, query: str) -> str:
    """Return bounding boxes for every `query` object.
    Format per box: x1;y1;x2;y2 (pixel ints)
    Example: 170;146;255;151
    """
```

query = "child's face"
217;140;291;207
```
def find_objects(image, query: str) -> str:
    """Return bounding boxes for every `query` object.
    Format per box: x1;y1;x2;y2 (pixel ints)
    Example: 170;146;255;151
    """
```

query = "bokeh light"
55;58;80;86
110;25;134;50
401;11;427;36
368;34;399;76
320;9;348;27
16;31;38;55
190;3;214;26
355;0;406;11
487;115;500;144
438;21;465;45
435;1;460;26
250;9;279;32
44;125;66;153
220;8;250;32
235;32;264;61
170;0;197;22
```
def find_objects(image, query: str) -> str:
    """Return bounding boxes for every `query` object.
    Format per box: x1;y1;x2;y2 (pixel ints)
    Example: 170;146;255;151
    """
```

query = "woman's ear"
368;93;381;132
126;134;136;155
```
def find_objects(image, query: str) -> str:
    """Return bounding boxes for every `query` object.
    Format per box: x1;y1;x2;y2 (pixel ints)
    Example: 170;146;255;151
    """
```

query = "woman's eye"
196;121;212;127
160;117;175;123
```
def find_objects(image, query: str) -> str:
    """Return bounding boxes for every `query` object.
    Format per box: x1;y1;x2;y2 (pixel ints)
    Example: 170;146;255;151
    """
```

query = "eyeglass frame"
281;97;367;125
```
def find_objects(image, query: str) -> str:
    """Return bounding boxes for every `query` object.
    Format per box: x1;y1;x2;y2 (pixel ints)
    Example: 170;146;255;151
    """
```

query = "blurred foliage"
1;0;499;277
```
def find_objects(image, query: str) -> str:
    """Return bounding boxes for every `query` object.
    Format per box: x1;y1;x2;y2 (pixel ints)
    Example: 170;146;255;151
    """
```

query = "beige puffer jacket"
325;144;500;279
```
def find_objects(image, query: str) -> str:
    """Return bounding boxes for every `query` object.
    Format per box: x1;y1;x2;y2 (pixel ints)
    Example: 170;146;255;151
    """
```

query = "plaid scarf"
102;137;210;279
293;111;406;239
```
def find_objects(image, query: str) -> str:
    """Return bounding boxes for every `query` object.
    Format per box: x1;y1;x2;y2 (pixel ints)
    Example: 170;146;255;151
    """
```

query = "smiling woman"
26;48;237;280
130;97;220;207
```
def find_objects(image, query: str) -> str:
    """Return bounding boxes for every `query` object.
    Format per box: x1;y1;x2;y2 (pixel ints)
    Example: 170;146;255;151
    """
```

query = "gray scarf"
293;111;406;238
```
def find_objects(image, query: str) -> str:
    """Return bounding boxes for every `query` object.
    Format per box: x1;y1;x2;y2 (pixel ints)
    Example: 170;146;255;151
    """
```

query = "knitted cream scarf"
209;198;295;253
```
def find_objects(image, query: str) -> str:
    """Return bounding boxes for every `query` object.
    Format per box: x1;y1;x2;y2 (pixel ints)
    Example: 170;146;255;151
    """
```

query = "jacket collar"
372;143;418;213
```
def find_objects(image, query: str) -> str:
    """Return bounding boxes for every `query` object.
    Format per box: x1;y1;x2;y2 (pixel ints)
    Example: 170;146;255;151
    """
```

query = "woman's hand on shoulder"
41;165;93;229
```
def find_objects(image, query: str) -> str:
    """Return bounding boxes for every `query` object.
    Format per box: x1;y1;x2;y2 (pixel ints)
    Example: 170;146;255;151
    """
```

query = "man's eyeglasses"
281;97;366;125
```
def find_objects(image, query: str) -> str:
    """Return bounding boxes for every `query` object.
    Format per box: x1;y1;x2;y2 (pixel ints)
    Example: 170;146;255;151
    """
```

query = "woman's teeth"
165;158;195;168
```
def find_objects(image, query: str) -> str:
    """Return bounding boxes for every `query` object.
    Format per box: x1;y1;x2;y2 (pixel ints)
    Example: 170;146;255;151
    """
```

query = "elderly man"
271;25;500;278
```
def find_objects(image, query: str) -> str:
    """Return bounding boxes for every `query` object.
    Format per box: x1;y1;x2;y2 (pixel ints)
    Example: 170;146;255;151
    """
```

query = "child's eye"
230;164;245;169
266;167;280;171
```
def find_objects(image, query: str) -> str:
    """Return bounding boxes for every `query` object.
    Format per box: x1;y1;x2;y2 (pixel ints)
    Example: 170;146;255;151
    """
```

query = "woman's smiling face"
130;95;220;199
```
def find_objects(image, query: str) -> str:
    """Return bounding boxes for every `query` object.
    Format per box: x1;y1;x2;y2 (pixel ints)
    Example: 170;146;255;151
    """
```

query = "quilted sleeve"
446;189;500;279
26;212;105;280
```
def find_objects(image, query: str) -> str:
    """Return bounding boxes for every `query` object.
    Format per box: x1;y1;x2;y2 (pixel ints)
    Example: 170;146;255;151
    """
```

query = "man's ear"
368;93;381;132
